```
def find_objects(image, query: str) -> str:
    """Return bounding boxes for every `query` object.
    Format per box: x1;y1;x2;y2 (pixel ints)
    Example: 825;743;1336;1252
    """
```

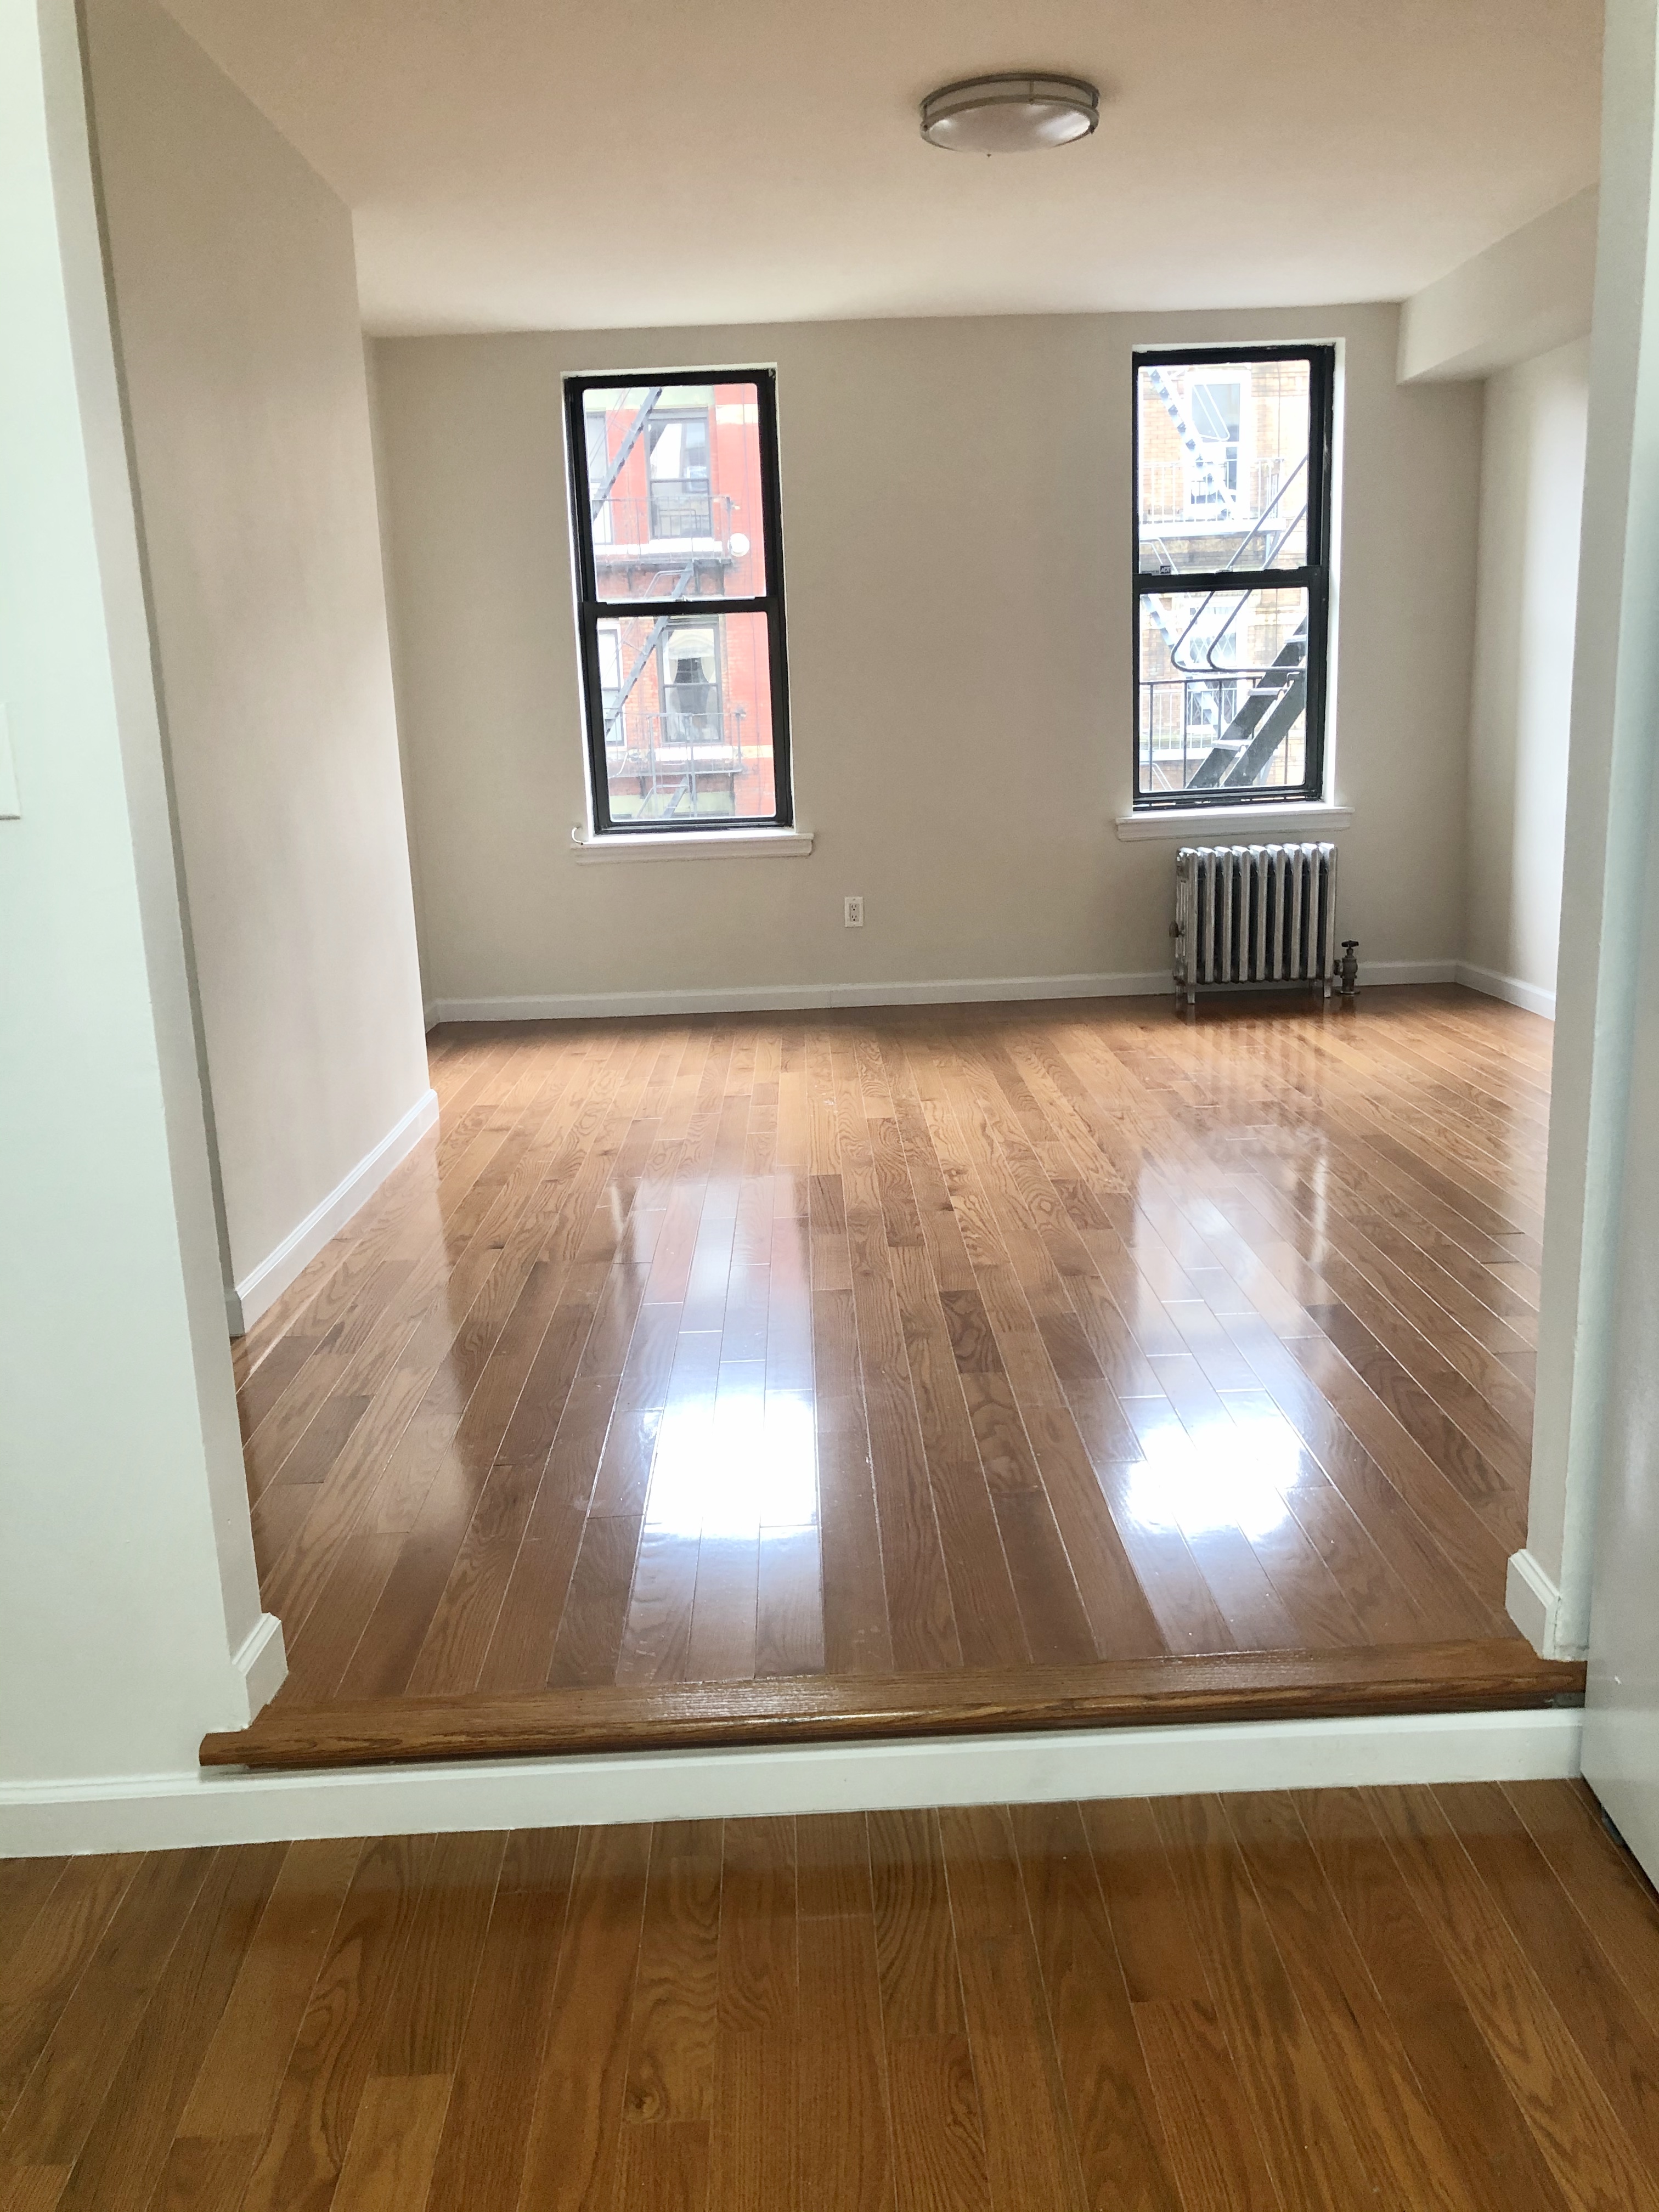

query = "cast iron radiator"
1171;842;1338;1005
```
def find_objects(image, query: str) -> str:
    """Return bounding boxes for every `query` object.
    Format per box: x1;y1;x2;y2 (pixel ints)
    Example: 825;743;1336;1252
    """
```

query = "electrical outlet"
844;895;864;928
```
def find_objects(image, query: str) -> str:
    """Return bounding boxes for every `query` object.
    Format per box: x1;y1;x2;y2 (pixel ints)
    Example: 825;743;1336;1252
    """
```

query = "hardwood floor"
229;988;1555;1744
3;1780;1656;2211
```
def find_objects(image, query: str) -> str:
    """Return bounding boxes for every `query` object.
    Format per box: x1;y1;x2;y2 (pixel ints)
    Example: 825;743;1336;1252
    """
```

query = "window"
565;370;792;834
1133;344;1334;809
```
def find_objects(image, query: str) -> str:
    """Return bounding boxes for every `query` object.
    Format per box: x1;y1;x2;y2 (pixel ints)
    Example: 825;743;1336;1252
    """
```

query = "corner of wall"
1506;1547;1580;1660
230;1610;287;1718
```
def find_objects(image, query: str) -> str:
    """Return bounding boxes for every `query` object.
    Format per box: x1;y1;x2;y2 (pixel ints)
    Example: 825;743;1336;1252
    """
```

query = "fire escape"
1141;368;1310;793
589;390;746;820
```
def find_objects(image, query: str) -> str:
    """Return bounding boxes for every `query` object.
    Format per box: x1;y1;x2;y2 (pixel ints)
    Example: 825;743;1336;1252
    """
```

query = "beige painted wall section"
376;306;1479;1010
1400;189;1597;383
1464;339;1589;1012
3;0;276;1788
84;0;429;1291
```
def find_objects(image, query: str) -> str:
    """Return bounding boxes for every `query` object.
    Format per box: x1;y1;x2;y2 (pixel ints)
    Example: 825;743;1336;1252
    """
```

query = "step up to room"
201;1638;1585;1772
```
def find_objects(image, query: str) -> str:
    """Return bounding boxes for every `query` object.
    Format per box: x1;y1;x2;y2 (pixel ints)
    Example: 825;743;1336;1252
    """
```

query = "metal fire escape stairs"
1144;367;1312;790
590;388;706;815
1143;364;1238;521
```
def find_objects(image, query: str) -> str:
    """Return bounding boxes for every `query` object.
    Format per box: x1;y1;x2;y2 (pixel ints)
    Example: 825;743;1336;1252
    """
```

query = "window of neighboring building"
565;370;792;834
1133;344;1335;809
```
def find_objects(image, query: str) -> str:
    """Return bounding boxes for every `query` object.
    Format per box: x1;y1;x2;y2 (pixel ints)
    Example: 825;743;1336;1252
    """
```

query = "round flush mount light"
919;72;1099;154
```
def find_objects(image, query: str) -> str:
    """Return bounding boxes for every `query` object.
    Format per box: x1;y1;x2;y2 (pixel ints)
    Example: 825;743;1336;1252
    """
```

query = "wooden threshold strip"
201;1639;1584;1771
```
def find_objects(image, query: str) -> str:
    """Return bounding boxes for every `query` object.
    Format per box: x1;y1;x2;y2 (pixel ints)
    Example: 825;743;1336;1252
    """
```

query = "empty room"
7;0;1659;2206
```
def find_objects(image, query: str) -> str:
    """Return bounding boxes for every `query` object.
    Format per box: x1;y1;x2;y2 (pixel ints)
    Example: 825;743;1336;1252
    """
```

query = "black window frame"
1131;342;1335;812
564;367;794;837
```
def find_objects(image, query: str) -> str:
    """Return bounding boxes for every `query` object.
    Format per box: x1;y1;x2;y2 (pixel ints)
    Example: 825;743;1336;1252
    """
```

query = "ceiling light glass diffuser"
919;72;1099;154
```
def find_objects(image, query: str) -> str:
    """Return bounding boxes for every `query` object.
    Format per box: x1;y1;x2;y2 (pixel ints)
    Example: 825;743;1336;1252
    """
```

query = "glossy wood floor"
232;989;1551;1730
4;1780;1657;2212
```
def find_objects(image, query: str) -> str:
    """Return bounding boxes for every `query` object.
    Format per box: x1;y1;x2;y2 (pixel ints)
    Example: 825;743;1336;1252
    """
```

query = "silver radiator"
1172;842;1338;1003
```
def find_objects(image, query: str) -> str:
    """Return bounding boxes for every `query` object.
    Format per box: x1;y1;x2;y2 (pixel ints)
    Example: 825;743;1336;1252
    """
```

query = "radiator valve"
1339;940;1360;999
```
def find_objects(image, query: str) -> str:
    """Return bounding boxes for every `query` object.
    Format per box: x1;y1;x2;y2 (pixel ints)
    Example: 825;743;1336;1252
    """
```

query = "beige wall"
1465;339;1589;1012
3;0;276;1791
85;0;429;1310
376;304;1480;1013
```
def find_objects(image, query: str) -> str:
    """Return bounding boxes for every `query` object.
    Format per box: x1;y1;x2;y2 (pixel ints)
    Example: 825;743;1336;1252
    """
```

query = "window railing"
593;489;736;548
601;699;750;764
1138;675;1304;792
1137;458;1291;529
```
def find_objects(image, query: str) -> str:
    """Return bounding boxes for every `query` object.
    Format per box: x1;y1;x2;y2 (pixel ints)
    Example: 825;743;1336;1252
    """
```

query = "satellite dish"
728;532;751;558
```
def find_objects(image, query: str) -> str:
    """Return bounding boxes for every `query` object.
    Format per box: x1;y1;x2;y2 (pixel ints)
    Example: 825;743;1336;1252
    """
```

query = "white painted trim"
424;974;1176;1024
421;969;1473;1026
231;1088;439;1329
570;826;814;863
0;1707;1581;1855
1115;802;1354;843
1456;961;1557;1020
1506;1548;1580;1658
1359;960;1459;986
230;1612;287;1717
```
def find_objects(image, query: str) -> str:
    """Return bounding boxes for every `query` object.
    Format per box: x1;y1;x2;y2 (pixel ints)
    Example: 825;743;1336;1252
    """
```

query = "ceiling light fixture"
919;72;1099;155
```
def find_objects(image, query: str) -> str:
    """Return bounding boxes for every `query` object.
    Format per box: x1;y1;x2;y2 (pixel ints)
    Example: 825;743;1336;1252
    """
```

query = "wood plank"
1150;1793;1374;2211
1294;1787;1572;2212
623;1820;723;2125
47;1843;285;2212
1130;1998;1285;2212
1434;1781;1659;2171
202;1638;1583;1768
937;1804;1088;2212
1365;1782;1656;2211
0;1859;137;2130
328;2073;452;2212
515;1822;653;2212
1504;1779;1659;2042
710;1815;798;2212
236;1833;430;2212
173;1838;360;2145
608;2118;709;2212
369;1829;506;2078
1220;1792;1469;2211
422;1827;578;2212
1009;1799;1183;2212
796;1813;894;2212
0;1852;213;2165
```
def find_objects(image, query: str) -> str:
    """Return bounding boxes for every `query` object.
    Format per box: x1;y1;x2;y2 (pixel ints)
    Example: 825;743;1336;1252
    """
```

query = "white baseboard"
230;1612;287;1719
1506;1548;1581;1658
1359;959;1459;986
425;974;1176;1024
231;1087;439;1331
0;1706;1581;1856
424;967;1475;1026
1457;961;1557;1019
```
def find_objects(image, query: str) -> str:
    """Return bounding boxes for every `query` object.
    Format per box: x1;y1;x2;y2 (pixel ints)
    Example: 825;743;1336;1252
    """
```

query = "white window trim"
1114;801;1352;843
571;825;814;863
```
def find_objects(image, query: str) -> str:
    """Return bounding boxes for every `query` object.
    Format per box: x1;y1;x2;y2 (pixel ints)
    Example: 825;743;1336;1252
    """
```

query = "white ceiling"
157;0;1602;335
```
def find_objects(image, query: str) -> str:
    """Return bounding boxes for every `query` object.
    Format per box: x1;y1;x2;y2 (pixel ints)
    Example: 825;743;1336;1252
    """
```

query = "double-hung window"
1133;344;1335;809
565;369;793;836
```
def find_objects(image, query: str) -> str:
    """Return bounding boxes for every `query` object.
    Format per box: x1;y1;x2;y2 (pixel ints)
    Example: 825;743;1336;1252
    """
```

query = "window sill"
571;826;814;864
1114;802;1352;843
